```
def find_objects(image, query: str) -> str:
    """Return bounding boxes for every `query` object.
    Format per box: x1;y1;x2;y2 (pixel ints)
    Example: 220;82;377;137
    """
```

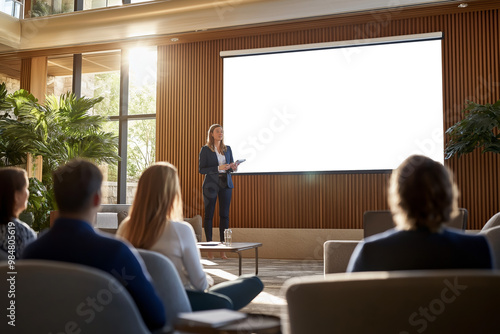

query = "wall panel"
157;5;500;230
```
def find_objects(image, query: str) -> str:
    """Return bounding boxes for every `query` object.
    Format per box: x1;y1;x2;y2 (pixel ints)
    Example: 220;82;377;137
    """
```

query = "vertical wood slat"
157;7;500;230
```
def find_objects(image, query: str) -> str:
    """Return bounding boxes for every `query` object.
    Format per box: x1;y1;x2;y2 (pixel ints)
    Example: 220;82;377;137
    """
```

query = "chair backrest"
0;249;8;261
137;249;192;332
184;215;203;242
480;225;500;269
323;240;359;274
283;269;500;334
482;212;500;232
363;208;468;238
0;260;150;334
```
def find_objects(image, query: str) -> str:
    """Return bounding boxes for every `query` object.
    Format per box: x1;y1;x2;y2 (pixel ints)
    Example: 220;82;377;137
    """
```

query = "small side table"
175;313;281;334
197;242;263;275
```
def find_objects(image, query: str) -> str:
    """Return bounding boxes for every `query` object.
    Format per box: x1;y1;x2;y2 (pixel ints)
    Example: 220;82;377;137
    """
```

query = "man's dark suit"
347;227;493;272
23;218;166;331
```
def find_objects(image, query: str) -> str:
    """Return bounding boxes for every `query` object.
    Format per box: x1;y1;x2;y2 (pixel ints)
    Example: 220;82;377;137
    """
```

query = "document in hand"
177;309;247;328
235;159;246;165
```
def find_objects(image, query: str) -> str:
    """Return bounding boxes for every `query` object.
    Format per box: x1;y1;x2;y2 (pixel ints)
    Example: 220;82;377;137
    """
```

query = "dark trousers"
203;174;232;242
186;275;264;311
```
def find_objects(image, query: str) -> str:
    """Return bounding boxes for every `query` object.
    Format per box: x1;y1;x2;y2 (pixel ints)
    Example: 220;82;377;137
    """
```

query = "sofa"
282;269;500;334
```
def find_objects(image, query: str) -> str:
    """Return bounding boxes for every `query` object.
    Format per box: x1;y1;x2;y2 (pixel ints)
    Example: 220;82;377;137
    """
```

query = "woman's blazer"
199;145;234;189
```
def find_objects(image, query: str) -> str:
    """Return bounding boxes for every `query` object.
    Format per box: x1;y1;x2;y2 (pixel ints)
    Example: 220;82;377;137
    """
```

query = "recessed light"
171;37;179;42
458;3;468;8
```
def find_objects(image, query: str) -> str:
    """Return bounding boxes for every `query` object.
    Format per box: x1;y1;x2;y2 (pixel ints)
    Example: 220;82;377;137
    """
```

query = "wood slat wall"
159;5;500;230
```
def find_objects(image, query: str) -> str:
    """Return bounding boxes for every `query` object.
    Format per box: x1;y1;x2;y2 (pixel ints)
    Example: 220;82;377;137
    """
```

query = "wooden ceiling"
0;50;121;80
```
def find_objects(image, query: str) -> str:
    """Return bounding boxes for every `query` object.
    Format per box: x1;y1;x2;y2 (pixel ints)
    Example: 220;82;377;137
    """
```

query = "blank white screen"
223;37;443;173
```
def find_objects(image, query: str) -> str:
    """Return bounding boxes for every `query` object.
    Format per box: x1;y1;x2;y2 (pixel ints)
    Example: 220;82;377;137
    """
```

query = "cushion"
96;212;118;229
185;215;203;242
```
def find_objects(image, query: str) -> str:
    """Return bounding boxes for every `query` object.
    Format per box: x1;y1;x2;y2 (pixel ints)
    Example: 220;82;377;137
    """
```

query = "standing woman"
0;167;37;258
199;124;238;259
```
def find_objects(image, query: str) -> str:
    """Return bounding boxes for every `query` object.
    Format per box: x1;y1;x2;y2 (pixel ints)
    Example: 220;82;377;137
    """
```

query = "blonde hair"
117;162;183;249
206;124;227;153
389;155;459;232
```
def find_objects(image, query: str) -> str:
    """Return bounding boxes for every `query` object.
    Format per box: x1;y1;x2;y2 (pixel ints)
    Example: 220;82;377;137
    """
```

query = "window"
1;0;23;18
82;50;121;203
47;54;73;96
77;47;157;204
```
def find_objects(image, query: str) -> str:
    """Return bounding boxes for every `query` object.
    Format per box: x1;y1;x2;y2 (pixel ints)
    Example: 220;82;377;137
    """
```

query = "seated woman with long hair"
117;162;263;311
0;167;37;258
347;155;492;272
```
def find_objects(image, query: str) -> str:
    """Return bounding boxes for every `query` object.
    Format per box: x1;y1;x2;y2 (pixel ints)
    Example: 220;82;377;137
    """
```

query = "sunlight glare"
129;47;157;87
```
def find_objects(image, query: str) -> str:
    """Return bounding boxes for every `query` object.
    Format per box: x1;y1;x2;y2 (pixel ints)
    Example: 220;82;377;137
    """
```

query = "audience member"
0;167;37;258
347;155;492;272
117;162;263;311
22;159;166;331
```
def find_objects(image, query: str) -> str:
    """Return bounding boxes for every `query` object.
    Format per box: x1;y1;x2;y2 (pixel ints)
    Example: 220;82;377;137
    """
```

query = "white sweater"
150;221;213;291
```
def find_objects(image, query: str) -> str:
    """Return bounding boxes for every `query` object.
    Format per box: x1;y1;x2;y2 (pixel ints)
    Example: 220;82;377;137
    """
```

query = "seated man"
23;159;166;331
347;155;492;272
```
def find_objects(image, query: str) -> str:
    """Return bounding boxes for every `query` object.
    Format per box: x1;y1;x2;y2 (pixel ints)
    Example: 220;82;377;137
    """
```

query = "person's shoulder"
93;229;133;252
442;227;479;239
363;228;400;244
172;220;196;235
442;227;490;247
12;219;37;236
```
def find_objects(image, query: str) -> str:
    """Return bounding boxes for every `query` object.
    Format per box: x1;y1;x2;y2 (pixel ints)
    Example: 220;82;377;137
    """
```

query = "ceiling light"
458;3;468;8
170;37;179;42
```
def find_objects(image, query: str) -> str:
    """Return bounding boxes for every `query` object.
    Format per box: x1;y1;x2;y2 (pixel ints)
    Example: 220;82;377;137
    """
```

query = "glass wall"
47;54;73;96
81;50;121;204
1;0;23;18
29;0;154;16
31;0;73;16
0;59;21;93
125;46;157;203
84;0;121;10
77;47;157;204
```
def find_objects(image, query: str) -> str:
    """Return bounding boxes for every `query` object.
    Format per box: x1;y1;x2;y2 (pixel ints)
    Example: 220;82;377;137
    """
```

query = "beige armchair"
0;260;150;333
283;269;500;334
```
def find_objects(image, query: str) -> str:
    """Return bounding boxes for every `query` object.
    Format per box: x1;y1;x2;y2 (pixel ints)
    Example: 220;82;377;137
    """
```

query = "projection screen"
221;32;443;174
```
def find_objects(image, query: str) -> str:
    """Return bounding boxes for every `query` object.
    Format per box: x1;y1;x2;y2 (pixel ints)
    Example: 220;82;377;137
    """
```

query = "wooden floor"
201;257;324;317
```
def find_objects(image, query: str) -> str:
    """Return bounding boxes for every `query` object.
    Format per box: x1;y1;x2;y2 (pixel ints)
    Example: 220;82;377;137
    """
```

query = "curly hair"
388;155;459;232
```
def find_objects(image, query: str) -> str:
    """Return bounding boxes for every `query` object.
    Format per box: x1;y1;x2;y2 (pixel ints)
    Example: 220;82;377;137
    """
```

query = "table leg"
255;247;259;275
238;252;242;276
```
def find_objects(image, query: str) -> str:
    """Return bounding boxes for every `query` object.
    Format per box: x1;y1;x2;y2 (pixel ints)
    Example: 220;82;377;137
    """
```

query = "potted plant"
445;99;500;159
0;82;120;231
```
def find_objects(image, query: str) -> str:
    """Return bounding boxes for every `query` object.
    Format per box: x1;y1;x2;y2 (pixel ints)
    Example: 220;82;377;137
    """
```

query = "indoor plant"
0;82;120;231
445;99;500;159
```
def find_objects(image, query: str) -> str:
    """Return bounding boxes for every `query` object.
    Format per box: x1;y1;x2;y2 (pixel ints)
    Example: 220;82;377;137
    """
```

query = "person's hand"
229;162;238;171
218;164;230;171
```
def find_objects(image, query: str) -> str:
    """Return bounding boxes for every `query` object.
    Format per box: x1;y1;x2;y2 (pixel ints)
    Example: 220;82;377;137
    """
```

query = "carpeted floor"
201;257;324;317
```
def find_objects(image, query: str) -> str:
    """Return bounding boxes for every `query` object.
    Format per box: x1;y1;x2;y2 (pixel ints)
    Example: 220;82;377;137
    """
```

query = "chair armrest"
323;240;359;274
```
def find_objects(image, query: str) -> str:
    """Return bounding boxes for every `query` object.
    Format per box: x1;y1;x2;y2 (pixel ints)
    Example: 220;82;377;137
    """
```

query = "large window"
30;0;155;16
82;50;121;204
1;0;23;18
47;54;73;96
124;47;157;203
31;0;73;16
0;59;21;93
45;48;157;204
78;47;157;204
84;0;121;10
